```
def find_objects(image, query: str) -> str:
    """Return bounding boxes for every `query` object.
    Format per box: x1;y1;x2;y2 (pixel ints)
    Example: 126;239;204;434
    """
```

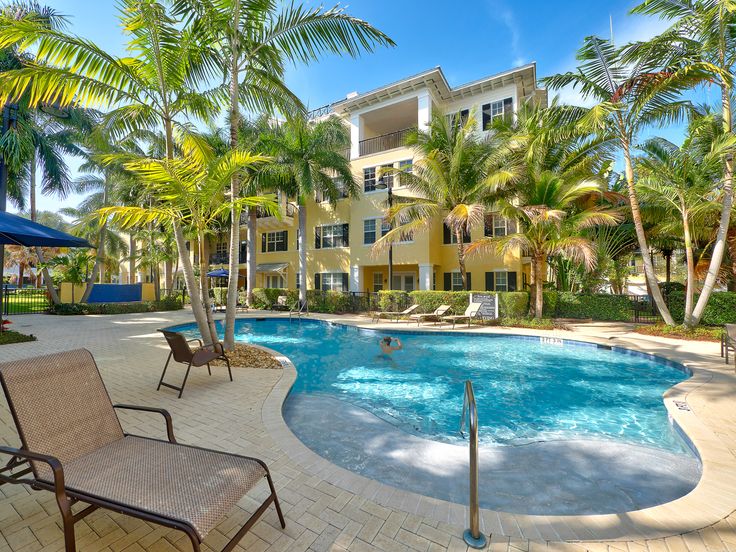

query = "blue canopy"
0;211;92;247
207;268;229;278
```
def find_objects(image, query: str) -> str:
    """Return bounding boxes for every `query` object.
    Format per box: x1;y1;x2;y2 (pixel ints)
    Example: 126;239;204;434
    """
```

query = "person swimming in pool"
379;336;402;355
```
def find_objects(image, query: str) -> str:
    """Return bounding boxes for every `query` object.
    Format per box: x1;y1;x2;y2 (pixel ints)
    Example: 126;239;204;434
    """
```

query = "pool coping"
253;314;734;543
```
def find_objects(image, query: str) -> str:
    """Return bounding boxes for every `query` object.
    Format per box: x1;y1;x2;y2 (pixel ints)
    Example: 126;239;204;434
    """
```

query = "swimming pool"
169;318;692;454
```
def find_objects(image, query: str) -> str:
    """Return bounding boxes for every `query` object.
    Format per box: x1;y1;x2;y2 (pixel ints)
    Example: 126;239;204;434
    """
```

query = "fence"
627;294;662;324
2;286;50;315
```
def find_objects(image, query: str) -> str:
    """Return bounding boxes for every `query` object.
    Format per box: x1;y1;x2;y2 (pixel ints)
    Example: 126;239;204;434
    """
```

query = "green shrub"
376;290;410;311
407;290;528;317
250;288;298;309
49;297;183;315
498;292;529;318
307;290;353;313
667;291;736;325
542;290;558;317
211;286;228;304
555;292;632;321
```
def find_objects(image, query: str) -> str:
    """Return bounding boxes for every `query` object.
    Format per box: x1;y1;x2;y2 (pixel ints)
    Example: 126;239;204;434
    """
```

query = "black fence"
2;286;50;315
627;294;662;324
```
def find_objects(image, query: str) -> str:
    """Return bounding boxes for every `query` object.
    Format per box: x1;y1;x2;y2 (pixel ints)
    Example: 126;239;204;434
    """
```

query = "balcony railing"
359;128;413;157
209;250;248;265
256;202;296;219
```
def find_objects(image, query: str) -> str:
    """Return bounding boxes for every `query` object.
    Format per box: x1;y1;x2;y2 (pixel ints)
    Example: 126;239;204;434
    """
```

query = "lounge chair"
409;304;452;326
723;324;736;364
441;302;483;329
371;303;419;323
158;330;232;398
272;295;290;311
0;349;285;552
289;299;308;321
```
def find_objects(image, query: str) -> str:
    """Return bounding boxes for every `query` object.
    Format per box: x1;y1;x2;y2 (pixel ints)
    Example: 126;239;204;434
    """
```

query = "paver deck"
0;310;734;552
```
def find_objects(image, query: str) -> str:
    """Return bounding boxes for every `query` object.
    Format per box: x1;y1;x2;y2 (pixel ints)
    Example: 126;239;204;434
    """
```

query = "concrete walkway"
0;310;734;551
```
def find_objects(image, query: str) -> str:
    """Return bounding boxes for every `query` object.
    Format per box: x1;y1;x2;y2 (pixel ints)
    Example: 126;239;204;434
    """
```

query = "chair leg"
158;352;173;391
206;363;212;376
60;507;76;552
266;472;286;529
225;356;233;381
178;362;193;399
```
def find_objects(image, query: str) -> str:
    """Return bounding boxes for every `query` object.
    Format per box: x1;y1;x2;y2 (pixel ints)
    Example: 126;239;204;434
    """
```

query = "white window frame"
451;271;464;291
265;274;285;289
373;271;383;292
319;224;348;249
493;215;507;237
264;230;287;252
322;272;346;291
215;241;228;255
363;217;391;245
494;270;508;292
363;166;377;192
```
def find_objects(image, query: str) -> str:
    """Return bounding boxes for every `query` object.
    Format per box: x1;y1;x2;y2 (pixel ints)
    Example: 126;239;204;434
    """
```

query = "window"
261;230;287;252
316;177;349;202
398;159;413;174
296;272;300;289
265;274;285;289
448;109;470;130
315;272;348;291
482;98;513;130
485;214;508;237
494;271;508;292
373;272;383;292
363;218;389;245
443;223;471;244
451;272;464;291
485;270;517;291
364;167;376;192
215;242;227;255
239;240;247;263
379;164;393;188
315;223;349;249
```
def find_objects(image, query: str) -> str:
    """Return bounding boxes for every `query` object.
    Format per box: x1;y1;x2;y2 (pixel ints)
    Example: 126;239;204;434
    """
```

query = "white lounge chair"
441;302;483;329
409;304;451;326
371;303;419;323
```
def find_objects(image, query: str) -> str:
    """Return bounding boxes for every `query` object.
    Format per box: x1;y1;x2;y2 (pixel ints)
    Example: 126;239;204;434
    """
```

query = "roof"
256;262;289;273
327;63;543;114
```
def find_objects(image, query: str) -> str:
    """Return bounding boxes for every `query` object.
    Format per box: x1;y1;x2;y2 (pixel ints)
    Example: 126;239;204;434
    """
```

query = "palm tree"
98;137;274;346
173;0;394;350
45;249;94;303
375;111;514;290
636;112;734;325
260;114;356;305
3;245;36;287
544;36;697;325
626;0;736;327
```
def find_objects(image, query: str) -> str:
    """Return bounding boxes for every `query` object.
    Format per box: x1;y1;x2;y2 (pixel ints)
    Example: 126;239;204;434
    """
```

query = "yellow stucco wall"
59;283;86;303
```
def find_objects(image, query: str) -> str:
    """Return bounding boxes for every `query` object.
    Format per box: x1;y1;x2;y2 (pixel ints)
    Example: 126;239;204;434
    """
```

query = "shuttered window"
315;224;349;249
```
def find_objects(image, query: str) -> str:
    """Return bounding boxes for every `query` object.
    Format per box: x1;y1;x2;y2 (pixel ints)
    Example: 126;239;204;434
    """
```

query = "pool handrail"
459;380;486;549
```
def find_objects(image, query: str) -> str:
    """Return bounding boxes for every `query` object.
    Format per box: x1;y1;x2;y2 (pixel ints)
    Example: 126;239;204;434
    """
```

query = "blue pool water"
169;318;692;454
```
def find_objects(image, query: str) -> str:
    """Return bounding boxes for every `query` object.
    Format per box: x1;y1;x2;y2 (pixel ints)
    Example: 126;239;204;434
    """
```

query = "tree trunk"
664;252;671;284
173;222;212;345
128;234;136;283
689;82;733;327
246;208;257;306
298;201;308;305
198;231;219;344
532;255;544;319
80;221;106;303
28;154;60;303
621;138;675;325
728;227;736;291
682;210;695;327
154;265;161;301
455;229;467;290
224;5;242;351
164;259;172;292
18;263;24;288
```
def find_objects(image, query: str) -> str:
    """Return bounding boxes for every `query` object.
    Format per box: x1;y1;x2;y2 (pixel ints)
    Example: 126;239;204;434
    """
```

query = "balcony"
256;202;296;230
359;128;412;157
209;249;248;266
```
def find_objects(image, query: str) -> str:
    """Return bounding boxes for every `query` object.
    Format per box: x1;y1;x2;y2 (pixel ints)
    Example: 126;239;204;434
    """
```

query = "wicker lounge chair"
371;303;419;323
441;302;483;329
409;304;452;326
158;330;232;398
722;324;736;364
0;349;285;552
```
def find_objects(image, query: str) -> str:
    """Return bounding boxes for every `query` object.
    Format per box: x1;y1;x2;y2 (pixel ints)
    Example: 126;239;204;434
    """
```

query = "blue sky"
33;0;716;213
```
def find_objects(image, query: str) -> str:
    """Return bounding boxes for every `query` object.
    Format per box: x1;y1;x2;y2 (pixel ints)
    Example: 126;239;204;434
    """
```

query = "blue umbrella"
0;211;92;247
206;268;229;278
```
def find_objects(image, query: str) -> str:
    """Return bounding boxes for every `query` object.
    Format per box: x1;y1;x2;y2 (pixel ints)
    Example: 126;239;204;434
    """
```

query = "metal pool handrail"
459;380;487;549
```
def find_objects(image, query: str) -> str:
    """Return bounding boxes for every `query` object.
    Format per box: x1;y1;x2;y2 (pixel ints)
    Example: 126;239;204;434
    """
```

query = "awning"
206;268;229;277
0;211;92;247
256;262;288;273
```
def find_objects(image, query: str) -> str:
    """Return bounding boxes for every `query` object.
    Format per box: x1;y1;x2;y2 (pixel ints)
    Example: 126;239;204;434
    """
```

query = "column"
349;264;362;292
418;263;433;291
417;91;431;132
350;114;360;160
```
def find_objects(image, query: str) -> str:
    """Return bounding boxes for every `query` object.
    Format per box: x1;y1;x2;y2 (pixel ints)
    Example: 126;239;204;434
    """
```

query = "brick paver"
0;311;733;551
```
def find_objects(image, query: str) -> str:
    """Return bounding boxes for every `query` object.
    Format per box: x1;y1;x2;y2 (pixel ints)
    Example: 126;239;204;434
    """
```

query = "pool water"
169;318;692;454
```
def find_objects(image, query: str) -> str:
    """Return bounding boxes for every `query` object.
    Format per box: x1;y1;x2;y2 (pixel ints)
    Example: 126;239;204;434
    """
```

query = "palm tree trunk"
531;254;544;319
246;208;257;306
28;153;60;303
728;227;736;291
298;201;308;305
224;6;241;352
683;211;695;327
128;234;136;283
664;252;671;284
18;263;24;288
621;138;675;325
80;221;106;303
690;82;733;327
455;229;467;290
173;222;212;345
154;266;161;301
198;231;219;344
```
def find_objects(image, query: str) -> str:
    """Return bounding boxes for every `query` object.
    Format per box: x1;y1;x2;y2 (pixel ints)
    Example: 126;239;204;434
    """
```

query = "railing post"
460;380;486;548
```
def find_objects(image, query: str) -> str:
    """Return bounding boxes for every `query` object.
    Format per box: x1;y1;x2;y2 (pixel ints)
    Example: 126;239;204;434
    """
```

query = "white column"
417;91;431;131
350;114;360;160
349;264;362;292
419;263;433;291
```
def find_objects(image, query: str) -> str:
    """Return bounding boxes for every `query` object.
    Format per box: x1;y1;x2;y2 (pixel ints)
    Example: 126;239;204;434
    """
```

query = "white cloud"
486;1;527;67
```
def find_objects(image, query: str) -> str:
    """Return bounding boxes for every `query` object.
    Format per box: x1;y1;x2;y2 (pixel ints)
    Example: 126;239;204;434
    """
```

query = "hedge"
554;292;632;321
667;291;736;325
378;290;531;318
49;296;183;315
249;288;299;309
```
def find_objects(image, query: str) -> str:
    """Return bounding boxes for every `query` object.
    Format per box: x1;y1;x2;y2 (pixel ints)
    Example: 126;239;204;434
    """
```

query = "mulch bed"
211;344;282;369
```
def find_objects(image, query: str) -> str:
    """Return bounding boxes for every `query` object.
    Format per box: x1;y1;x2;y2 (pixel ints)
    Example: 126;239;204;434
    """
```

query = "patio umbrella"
206;268;229;277
0;211;92;247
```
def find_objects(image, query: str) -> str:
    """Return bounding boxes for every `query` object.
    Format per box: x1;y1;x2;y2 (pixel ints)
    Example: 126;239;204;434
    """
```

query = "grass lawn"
0;330;36;345
2;289;49;313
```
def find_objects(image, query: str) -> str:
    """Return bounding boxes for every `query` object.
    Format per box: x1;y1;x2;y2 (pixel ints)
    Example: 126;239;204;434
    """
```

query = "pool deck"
0;310;734;551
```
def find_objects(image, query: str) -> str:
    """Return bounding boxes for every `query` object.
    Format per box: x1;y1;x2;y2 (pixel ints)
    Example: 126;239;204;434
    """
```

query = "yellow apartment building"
206;64;547;294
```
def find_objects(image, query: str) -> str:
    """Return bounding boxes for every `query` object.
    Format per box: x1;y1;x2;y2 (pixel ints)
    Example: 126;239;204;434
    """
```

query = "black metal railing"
2;286;51;315
628;294;662;324
359;128;413;157
256;202;296;219
209;253;229;265
307;103;334;119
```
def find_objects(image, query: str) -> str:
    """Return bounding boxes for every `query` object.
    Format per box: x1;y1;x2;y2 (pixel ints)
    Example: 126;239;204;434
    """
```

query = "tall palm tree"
174;0;394;350
626;0;736;327
544;36;697;325
636;112;734;324
260;114;356;305
375;111;516;290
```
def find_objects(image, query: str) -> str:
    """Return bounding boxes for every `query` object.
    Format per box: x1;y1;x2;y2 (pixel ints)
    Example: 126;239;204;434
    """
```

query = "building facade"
207;64;547;293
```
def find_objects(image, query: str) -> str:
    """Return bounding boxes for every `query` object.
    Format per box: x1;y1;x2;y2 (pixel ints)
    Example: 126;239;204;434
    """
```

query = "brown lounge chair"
409;304;452;326
722;324;736;364
441;302;483;329
0;349;285;552
158;330;232;398
371;303;419;323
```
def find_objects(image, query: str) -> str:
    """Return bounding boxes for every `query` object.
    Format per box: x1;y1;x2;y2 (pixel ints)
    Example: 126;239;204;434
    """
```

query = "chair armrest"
114;404;177;443
0;446;69;505
187;338;203;347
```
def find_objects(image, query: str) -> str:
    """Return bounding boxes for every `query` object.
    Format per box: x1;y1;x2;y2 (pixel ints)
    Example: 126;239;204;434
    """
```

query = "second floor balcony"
359;127;413;157
256;201;296;230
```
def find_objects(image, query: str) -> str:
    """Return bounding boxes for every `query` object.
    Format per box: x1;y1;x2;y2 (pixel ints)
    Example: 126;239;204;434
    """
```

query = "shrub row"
550;291;633;321
375;290;530;318
667;290;736;325
49;296;183;315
